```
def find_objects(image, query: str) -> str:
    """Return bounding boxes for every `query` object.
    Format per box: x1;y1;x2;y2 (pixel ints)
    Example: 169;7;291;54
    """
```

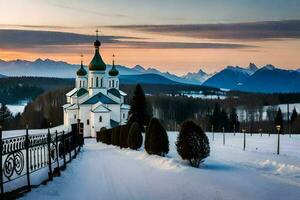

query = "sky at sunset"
0;0;300;75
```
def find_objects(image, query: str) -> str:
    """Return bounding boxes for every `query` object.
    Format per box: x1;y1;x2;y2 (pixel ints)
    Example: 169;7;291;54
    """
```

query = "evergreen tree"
275;108;283;134
127;122;143;150
211;103;221;132
128;84;152;130
176;121;210;168
146;118;169;156
220;109;229;132
290;107;298;126
0;104;13;129
229;108;240;132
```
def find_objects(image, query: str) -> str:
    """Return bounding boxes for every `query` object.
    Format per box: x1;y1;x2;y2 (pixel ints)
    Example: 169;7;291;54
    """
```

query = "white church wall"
90;112;110;137
79;105;92;138
66;109;78;126
120;109;129;125
107;104;121;122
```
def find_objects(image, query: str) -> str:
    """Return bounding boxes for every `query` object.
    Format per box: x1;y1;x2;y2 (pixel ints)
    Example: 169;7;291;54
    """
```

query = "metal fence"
0;123;83;199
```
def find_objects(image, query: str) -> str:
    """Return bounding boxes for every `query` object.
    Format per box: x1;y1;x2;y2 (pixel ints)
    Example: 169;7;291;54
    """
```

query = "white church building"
63;34;130;138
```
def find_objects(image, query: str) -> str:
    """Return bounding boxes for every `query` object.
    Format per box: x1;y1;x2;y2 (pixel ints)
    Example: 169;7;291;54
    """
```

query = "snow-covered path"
22;133;300;200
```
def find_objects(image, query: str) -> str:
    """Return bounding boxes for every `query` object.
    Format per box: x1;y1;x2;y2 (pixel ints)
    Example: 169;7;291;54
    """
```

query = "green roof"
77;88;88;97
77;62;87;76
108;88;121;98
82;92;118;104
88;40;106;71
110;119;119;128
109;60;119;76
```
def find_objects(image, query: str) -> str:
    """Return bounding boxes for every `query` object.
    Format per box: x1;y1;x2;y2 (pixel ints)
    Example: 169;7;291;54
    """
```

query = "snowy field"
2;125;69;139
21;132;300;200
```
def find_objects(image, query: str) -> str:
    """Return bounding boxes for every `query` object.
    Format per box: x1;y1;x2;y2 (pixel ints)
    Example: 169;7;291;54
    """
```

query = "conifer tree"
220;109;229;132
127;122;143;150
291;107;298;126
146;118;169;156
275;108;283;134
229;108;240;132
176;121;210;168
128;84;152;130
211;103;221;131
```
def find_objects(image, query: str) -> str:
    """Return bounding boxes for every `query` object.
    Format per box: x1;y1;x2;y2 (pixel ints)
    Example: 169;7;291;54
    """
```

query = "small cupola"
77;59;87;76
109;54;119;76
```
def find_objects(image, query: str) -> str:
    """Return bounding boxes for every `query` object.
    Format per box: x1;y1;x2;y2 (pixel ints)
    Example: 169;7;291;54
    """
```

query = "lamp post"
242;129;246;151
276;125;281;155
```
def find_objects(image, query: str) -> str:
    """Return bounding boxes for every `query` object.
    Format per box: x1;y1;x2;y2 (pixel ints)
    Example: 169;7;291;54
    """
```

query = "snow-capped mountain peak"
262;64;276;71
248;62;258;72
181;68;210;84
132;65;146;72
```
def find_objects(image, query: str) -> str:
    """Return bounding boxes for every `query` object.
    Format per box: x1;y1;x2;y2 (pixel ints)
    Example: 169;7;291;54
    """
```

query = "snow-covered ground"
2;125;69;139
21;132;300;200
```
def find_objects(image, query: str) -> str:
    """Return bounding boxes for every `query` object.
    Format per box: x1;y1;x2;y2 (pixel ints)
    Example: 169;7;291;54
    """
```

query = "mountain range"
0;58;300;93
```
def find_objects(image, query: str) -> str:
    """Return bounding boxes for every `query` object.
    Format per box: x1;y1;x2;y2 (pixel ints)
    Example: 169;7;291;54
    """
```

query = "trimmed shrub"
146;118;169;156
127;122;143;150
119;125;129;148
176;121;210;168
96;127;112;144
112;126;121;147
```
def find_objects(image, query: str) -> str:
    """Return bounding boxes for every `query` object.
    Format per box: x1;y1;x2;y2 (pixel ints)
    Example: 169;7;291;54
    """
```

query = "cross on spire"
112;54;115;65
80;54;84;65
96;29;99;39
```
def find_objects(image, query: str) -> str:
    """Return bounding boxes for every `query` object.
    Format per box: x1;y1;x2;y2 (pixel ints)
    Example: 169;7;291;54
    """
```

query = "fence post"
211;125;214;141
55;130;60;176
0;125;4;195
25;125;31;191
243;130;246;151
62;130;66;169
69;134;72;162
233;124;236;136
47;123;53;181
222;127;225;145
277;132;280;155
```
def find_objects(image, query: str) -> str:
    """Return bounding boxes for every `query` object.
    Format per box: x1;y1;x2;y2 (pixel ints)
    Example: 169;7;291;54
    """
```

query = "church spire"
89;30;106;71
77;54;87;76
109;54;119;76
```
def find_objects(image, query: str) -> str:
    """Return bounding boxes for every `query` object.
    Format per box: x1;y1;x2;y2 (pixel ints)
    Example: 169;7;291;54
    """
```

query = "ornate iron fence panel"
0;123;83;197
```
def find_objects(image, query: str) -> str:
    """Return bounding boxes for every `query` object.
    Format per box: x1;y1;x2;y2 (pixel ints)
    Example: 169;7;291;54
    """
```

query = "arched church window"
80;80;82;88
101;78;103;87
99;116;102;122
96;77;99;87
112;80;115;88
109;80;111;88
91;78;93;87
116;80;118;88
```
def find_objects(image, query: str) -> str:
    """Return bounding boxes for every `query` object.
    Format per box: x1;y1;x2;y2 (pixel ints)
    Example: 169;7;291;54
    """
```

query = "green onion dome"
77;61;87;76
88;39;106;71
109;60;119;76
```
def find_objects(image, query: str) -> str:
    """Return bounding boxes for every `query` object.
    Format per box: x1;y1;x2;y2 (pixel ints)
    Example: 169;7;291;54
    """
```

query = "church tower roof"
77;56;87;76
88;30;106;71
109;54;119;76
